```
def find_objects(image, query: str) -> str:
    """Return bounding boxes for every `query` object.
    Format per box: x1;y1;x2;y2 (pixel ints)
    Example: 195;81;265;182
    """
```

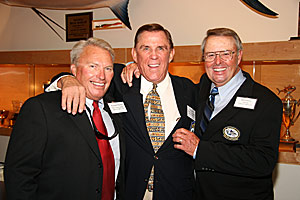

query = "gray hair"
70;37;115;65
201;28;243;55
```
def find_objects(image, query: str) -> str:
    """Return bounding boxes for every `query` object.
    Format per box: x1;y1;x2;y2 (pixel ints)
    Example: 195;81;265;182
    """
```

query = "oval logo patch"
223;126;240;141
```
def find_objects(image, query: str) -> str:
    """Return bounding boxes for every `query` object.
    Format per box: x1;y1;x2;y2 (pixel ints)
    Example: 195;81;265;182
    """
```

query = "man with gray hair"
173;28;282;200
5;37;124;200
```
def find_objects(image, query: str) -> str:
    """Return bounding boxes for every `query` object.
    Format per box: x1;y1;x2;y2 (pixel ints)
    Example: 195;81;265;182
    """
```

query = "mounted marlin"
0;0;131;29
241;0;278;16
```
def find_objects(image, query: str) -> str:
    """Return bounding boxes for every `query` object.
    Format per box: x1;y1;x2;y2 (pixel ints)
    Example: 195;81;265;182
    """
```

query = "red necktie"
92;101;115;200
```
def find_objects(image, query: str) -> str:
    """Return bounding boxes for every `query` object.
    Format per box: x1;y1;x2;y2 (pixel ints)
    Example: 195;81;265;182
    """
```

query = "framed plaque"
66;12;93;42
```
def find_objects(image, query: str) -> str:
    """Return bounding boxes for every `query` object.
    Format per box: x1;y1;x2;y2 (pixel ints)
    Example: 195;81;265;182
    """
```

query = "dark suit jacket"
4;91;125;200
194;71;283;200
110;65;196;200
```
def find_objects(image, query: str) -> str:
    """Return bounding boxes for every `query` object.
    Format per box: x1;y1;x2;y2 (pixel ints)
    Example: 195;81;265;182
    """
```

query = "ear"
70;64;77;76
237;50;243;65
169;48;175;63
131;48;138;63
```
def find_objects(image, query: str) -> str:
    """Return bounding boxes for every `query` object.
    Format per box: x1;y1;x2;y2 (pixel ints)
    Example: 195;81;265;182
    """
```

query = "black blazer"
4;91;125;200
110;65;196;200
193;71;283;200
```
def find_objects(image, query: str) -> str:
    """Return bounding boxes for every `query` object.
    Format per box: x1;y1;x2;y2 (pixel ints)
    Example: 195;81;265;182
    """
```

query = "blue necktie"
200;87;219;133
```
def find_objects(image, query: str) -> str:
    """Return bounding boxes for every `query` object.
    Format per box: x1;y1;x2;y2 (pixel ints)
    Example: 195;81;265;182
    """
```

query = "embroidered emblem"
223;126;240;141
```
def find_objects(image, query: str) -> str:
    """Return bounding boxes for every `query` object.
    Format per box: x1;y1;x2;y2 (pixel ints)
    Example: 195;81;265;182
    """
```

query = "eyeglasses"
203;50;235;62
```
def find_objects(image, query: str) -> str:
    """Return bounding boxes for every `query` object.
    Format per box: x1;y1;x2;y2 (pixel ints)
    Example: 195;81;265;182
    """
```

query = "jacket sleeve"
44;72;73;92
4;97;47;200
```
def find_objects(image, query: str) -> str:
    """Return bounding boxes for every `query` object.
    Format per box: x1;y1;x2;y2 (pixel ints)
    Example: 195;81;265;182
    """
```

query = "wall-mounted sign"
66;12;93;42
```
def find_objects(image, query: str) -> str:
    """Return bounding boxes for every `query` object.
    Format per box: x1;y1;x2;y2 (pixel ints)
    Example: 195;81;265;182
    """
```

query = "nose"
150;49;158;59
215;53;221;65
96;67;105;79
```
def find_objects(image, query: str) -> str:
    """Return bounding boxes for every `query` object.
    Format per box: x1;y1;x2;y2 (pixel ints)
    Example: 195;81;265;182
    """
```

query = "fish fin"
241;0;278;16
110;0;131;30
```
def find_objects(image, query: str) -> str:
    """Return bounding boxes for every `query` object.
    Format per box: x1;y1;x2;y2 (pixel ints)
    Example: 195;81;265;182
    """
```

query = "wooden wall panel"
0;64;33;126
34;64;70;95
169;62;204;84
0;50;70;64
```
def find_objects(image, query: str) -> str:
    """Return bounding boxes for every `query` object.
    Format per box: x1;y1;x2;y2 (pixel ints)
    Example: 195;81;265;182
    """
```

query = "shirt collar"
86;98;104;111
211;69;245;100
140;73;170;95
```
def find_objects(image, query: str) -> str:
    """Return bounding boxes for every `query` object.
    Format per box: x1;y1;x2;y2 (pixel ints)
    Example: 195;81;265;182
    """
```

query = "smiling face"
71;45;114;101
204;36;242;87
132;31;175;84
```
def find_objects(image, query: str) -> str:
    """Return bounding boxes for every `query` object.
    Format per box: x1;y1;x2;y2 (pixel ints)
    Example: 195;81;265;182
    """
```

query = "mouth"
91;81;105;86
148;64;160;68
213;67;226;72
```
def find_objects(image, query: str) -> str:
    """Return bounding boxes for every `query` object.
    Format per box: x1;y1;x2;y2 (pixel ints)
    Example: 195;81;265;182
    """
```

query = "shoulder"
113;63;125;74
253;81;282;104
23;91;62;110
170;74;196;89
242;72;282;107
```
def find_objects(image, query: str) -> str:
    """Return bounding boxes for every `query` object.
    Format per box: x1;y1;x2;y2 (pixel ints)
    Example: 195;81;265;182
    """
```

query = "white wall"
274;163;300;200
0;136;9;162
0;0;299;51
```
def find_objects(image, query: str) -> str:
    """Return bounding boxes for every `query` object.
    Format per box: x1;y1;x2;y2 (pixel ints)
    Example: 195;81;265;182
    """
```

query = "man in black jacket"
173;28;282;200
45;23;196;200
5;38;125;200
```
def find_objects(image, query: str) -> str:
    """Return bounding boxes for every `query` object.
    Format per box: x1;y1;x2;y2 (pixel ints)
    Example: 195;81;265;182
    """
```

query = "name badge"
108;102;127;114
187;105;195;121
234;97;257;110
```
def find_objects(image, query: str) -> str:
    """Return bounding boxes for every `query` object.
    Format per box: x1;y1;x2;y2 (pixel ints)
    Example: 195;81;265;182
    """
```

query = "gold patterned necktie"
143;84;165;191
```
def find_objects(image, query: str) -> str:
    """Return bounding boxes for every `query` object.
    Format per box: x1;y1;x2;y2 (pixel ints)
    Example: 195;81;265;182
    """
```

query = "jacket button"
96;188;100;193
98;163;102;168
154;156;158;160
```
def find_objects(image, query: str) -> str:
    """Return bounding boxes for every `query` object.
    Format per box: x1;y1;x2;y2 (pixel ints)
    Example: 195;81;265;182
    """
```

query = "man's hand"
121;62;140;87
173;128;200;156
59;76;86;115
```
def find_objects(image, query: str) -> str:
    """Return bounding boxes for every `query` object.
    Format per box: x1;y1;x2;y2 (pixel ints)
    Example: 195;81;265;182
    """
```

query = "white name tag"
234;97;257;110
187;105;195;121
108;102;127;114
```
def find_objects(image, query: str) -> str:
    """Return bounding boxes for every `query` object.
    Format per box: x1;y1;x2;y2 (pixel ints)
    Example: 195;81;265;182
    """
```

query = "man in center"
48;23;196;200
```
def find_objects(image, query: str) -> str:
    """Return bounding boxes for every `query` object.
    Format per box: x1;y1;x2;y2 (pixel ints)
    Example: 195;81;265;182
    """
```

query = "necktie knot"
152;84;158;94
211;87;218;95
92;100;99;110
209;87;219;106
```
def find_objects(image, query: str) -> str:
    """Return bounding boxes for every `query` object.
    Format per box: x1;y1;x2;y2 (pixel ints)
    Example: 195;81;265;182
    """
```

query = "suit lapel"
158;75;187;151
69;112;101;161
195;74;211;137
123;78;153;149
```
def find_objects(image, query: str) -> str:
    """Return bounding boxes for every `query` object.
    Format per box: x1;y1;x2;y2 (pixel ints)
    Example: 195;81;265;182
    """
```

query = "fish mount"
241;0;278;17
0;0;132;40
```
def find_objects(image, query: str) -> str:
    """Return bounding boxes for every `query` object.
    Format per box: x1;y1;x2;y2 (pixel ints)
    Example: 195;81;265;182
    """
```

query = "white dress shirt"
211;69;246;119
140;73;181;140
